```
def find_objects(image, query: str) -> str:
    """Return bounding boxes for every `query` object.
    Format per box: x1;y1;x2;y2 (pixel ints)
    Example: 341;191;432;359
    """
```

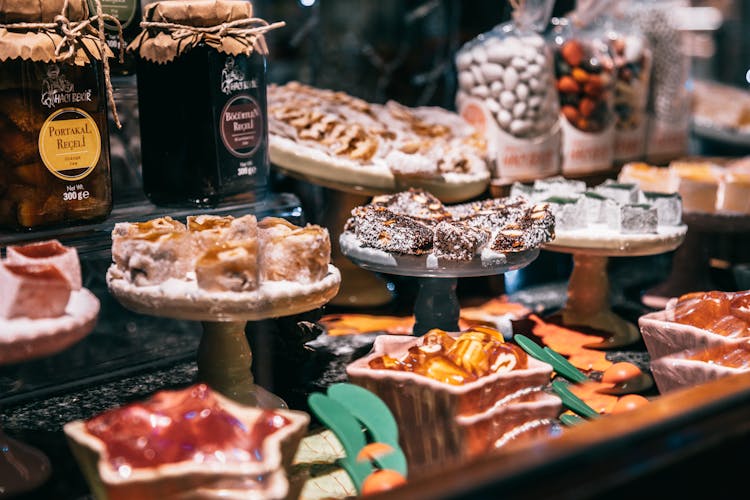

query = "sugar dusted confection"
111;217;193;286
5;239;82;290
187;214;258;253
433;221;489;261
259;218;331;283
0;262;71;319
348;205;434;255
620;204;658;234
643;192;683;226
195;240;259;292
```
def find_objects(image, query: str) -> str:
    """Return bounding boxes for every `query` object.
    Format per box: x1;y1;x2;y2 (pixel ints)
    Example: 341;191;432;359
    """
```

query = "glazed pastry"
670;162;722;214
111;217;193;286
347;205;434;255
258;218;331;283
195;240;259;292
5;239;82;290
64;384;310;500
0;262;71;319
187;214;258;254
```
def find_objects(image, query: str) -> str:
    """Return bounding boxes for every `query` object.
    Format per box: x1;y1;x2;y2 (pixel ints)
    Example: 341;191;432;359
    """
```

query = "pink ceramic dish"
639;298;747;360
64;386;309;500
346;334;556;476
651;342;750;394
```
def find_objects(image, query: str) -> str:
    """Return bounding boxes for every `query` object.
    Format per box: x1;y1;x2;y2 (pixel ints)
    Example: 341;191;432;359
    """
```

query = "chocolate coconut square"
433;221;489;260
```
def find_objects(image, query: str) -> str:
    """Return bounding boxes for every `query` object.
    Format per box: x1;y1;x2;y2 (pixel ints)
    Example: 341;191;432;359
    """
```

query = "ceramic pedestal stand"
273;163;489;308
107;266;341;407
543;227;687;348
339;232;539;335
642;212;750;309
0;289;100;497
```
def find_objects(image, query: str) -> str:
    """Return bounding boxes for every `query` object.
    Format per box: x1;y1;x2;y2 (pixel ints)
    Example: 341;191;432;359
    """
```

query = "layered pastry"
195;240;259;293
258;218;331;284
347;328;559;474
640;290;750;360
187;214;259;254
0;239;100;365
64;384;309;500
651;342;750;394
268;82;490;200
670;162;722;214
343;188;555;261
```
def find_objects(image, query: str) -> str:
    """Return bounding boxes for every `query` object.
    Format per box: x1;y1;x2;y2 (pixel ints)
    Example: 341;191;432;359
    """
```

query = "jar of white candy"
455;0;560;183
547;0;617;175
621;0;690;164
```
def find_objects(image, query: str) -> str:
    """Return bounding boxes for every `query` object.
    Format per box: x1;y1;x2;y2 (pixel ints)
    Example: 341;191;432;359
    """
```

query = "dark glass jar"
89;0;142;75
136;47;269;207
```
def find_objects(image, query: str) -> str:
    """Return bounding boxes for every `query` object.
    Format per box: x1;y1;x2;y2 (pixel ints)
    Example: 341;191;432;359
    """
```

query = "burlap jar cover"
128;0;285;63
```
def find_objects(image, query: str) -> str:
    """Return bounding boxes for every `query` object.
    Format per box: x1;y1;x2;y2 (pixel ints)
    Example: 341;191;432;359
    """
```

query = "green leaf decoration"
328;383;408;477
551;380;600;419
514;334;588;384
307;393;372;493
559;413;586;427
543;347;589;383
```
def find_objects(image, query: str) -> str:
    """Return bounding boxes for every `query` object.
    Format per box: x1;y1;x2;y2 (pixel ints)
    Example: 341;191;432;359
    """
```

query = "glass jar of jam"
88;0;142;75
129;0;282;207
0;0;114;231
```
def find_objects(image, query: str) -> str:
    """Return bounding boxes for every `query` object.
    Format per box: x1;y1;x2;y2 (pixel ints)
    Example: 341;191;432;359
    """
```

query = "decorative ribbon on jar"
0;0;125;127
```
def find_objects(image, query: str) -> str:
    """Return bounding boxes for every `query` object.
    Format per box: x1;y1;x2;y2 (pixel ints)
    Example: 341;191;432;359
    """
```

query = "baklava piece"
111;217;193;286
433;221;490;260
195;240;259;293
347;205;433;255
258;218;331;284
5;239;82;290
187;214;258;253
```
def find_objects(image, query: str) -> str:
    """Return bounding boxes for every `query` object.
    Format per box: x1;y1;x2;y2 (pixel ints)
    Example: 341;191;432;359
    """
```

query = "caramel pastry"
259;219;331;284
195;240;259;292
187;214;258;253
433;221;489;261
346;205;433;255
0;262;71;319
111;217;193;286
6;239;82;290
371;188;451;224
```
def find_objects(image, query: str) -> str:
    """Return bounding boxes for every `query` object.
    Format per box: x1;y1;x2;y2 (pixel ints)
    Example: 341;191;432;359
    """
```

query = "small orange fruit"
361;469;407;495
602;362;642;384
610;394;649;414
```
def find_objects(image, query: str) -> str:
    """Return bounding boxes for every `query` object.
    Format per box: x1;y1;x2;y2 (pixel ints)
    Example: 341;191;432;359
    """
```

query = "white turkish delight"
643;192;683;226
533;176;586;198
545;196;586;230
620;204;658;234
594;181;641;205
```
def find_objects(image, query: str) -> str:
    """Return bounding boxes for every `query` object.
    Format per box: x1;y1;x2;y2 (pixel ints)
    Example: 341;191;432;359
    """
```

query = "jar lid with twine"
0;0;125;127
127;0;285;65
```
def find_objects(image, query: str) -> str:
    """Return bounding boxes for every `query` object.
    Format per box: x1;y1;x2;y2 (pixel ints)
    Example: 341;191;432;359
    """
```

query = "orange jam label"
38;108;101;182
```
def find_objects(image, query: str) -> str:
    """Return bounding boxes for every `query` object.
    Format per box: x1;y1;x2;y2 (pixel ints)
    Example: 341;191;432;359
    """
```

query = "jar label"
93;0;139;30
560;118;614;175
38;108;102;181
220;94;263;158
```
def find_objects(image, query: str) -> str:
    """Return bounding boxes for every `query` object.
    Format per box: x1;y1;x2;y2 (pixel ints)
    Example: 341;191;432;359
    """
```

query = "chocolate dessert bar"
349;205;434;255
433;221;490;261
371;188;451;223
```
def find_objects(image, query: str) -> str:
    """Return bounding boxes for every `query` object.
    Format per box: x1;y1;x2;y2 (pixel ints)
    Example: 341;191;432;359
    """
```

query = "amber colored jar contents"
85;384;289;471
369;327;528;385
687;343;750;370
672;291;750;338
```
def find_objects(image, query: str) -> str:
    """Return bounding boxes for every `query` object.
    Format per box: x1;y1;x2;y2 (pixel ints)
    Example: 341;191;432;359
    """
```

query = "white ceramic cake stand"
339;232;539;335
0;289;100;497
642;212;750;309
272;156;489;308
106;265;341;408
542;226;687;348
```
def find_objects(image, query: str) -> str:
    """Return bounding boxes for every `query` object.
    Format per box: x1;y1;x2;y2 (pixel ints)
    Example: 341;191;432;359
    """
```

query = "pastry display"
0;239;99;365
342;188;555;263
511;176;684;241
650;342;750;394
347;328;560;473
64;384;309;500
268;82;490;200
640;290;750;360
107;214;340;320
691;79;750;134
618;160;750;215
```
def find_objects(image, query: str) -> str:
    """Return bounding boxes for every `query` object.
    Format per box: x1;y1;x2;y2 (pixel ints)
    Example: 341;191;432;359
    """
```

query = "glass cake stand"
107;266;341;408
1;289;100;497
642;212;750;309
542;226;687;348
339;232;540;335
273;162;489;308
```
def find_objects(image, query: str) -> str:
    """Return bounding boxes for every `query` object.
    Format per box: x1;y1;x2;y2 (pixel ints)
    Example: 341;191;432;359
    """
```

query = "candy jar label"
560;118;614;175
38;108;101;182
220;95;263;158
